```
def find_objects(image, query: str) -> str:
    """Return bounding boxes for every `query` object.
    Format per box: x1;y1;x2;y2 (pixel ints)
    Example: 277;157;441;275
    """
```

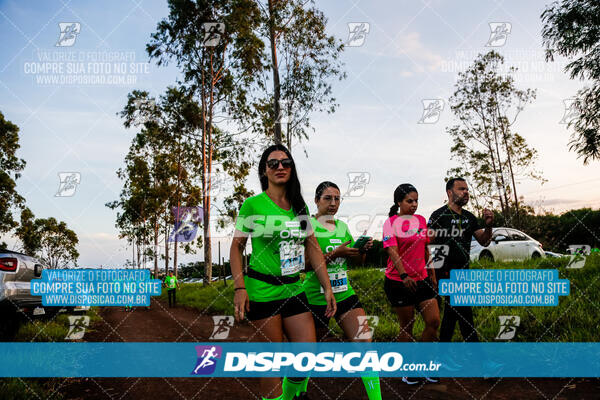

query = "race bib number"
280;241;304;276
321;270;348;293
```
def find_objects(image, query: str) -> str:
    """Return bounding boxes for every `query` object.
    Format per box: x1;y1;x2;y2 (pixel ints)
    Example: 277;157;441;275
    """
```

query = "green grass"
176;254;600;342
162;282;235;315
463;253;600;342
0;378;64;400
0;307;106;398
14;307;103;342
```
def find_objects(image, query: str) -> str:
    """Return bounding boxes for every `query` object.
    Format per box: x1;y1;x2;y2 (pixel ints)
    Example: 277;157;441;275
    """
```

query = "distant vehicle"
0;249;45;314
470;228;545;262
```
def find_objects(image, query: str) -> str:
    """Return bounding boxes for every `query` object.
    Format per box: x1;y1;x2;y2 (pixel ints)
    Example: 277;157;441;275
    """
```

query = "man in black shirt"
428;178;493;342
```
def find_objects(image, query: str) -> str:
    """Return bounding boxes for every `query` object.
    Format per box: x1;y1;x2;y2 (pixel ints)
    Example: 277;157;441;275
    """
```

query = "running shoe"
401;377;420;385
424;377;439;383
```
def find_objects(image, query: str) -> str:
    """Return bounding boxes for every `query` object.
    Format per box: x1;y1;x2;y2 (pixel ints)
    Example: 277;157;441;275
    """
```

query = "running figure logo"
169;206;203;242
347;23;370;47
201;22;224;47
56;23;81;47
427;245;449;269
418;99;444;124
495;315;520;340
55;172;81;197
559;98;580;125
207;172;228;199
344;172;370;197
65;316;90;340
566;245;590;269
133;98;156;124
210;316;234;340
192;345;222;375
485;22;512;47
354;315;379;340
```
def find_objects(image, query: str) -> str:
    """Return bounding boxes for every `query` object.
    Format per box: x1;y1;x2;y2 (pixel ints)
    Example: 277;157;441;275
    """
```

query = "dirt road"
57;298;597;399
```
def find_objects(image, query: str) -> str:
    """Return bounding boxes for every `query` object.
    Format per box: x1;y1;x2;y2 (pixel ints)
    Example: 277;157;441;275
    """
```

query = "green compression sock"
299;376;309;393
361;375;382;400
282;377;308;399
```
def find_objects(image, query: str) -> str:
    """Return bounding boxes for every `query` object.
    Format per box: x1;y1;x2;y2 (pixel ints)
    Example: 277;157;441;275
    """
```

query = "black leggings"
438;296;479;342
168;289;176;307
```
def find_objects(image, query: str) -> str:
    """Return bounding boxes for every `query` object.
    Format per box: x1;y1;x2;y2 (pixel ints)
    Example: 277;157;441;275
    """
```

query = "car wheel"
531;252;541;259
0;308;21;340
479;251;494;262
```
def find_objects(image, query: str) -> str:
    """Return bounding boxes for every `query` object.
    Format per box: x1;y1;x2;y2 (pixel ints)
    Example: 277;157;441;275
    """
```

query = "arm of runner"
473;208;493;246
424;245;437;286
330;240;360;262
305;233;337;318
386;245;417;292
230;230;250;322
357;238;373;265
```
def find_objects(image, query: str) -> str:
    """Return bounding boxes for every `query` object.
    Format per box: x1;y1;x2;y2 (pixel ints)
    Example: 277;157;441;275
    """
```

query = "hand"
429;273;437;288
323;289;337;318
403;276;417;292
234;289;250;322
333;240;360;259
362;239;374;252
482;208;494;227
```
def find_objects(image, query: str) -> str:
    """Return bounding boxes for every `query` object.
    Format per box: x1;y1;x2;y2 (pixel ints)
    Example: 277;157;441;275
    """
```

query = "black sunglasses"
266;158;293;169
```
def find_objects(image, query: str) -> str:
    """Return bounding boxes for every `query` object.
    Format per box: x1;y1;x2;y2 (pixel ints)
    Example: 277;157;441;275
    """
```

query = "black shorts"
308;294;363;330
247;291;310;321
384;276;436;307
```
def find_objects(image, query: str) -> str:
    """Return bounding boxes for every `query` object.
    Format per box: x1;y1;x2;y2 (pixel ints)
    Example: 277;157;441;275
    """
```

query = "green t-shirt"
165;276;177;289
303;217;356;305
235;192;310;302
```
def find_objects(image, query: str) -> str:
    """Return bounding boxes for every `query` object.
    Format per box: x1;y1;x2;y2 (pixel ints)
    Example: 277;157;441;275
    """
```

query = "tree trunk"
174;141;182;277
268;0;282;144
500;117;520;226
164;215;169;273
485;134;506;218
492;126;510;221
154;219;159;278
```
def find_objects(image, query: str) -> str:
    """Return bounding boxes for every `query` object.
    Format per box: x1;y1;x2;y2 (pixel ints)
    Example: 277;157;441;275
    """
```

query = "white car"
470;228;545;262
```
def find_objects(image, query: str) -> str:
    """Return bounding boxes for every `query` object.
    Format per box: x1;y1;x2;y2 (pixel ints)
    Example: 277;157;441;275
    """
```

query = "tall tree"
446;51;544;225
256;0;346;146
15;208;79;268
542;0;600;163
112;89;203;276
147;0;263;284
0;111;26;244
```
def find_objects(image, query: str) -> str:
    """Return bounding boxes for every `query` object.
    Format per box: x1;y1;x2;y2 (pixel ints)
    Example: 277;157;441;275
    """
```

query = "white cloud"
393;32;445;73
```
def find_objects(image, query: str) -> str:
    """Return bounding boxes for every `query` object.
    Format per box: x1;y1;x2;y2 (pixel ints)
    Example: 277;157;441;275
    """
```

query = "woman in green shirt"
300;181;382;400
230;144;336;400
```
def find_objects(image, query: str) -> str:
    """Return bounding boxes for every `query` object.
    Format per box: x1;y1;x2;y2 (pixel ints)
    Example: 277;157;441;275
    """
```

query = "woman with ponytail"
382;184;440;385
230;144;336;400
297;181;381;400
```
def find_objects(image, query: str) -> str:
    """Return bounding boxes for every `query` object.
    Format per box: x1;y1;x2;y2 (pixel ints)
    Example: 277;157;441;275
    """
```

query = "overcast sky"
1;0;598;266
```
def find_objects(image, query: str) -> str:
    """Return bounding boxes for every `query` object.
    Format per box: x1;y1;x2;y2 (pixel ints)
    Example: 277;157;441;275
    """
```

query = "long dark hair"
315;181;340;200
389;183;418;217
258;144;309;230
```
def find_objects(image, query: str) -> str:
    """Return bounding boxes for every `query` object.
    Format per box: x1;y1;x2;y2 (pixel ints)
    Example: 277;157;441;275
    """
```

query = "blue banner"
0;342;598;377
438;269;570;306
30;269;162;307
